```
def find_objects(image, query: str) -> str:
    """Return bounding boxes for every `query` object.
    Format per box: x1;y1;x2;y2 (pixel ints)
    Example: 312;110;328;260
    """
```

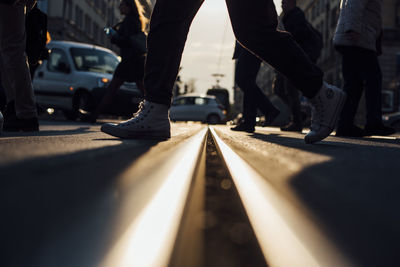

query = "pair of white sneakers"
101;82;346;144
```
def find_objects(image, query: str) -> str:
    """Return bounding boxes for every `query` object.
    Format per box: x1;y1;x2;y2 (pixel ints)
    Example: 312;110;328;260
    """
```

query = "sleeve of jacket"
111;16;141;47
282;8;310;45
342;0;369;34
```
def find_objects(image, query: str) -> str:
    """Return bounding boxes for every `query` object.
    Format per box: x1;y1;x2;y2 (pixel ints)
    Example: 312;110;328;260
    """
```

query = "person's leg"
89;77;125;122
225;0;323;98
337;46;364;131
101;0;204;139
235;48;279;125
362;49;396;135
0;3;37;120
235;50;260;127
144;0;204;106
280;80;304;131
362;50;382;127
225;0;346;143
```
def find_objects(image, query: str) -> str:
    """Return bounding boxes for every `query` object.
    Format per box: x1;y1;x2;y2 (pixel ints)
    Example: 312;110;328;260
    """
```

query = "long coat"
333;0;382;52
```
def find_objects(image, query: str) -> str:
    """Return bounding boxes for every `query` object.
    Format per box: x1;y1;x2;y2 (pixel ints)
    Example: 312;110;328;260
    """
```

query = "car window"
173;97;196;105
194;97;206;105
70;47;119;74
173;98;186;106
205;98;217;105
47;49;69;73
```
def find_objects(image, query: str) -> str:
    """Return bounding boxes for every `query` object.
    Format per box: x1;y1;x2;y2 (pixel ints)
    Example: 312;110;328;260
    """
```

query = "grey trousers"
0;3;37;118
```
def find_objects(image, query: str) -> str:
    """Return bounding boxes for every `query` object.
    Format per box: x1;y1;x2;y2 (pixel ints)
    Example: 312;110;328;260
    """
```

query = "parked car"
33;40;142;120
170;94;227;124
383;111;400;129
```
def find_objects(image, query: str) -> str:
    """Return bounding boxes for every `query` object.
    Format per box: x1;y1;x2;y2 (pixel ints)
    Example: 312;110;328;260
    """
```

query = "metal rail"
100;127;208;267
209;126;354;267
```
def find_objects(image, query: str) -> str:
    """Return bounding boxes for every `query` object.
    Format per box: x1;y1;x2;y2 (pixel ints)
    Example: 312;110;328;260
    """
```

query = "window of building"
75;6;83;29
93;22;99;42
396;1;400;27
85;14;92;36
101;0;107;16
65;0;73;21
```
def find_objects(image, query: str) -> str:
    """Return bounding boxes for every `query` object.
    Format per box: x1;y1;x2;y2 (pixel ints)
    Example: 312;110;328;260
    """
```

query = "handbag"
130;32;147;56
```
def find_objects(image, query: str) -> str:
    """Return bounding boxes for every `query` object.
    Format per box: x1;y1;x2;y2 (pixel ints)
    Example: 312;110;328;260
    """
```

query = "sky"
179;0;282;98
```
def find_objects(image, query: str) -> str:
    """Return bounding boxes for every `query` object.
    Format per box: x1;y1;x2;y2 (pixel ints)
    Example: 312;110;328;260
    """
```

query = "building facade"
37;0;154;53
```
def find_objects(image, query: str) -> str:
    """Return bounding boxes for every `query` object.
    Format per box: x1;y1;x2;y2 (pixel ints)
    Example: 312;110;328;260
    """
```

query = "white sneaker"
305;82;346;144
101;100;171;140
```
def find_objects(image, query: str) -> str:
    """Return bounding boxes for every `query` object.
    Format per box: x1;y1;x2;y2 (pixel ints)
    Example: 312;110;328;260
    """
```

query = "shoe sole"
305;90;347;144
101;125;171;140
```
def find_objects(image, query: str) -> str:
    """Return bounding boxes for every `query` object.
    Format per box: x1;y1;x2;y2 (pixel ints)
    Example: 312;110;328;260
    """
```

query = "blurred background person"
273;0;323;132
231;41;280;133
0;0;39;132
85;0;147;123
334;0;395;137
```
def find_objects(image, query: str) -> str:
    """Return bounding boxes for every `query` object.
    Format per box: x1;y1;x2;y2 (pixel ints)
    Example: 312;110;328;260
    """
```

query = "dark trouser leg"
362;50;383;127
236;49;276;126
273;72;302;124
337;47;364;129
285;81;302;123
144;0;204;106
92;77;125;119
225;0;323;98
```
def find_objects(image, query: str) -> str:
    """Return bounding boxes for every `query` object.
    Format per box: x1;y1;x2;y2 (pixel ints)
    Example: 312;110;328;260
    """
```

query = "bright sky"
180;0;282;99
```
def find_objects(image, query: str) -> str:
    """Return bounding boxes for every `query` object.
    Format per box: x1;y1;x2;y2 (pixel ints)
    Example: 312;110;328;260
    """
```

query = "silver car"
170;94;227;124
33;41;142;120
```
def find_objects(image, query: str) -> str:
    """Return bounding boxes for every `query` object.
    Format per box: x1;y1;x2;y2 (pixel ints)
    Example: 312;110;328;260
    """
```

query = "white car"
170;94;227;124
33;41;142;120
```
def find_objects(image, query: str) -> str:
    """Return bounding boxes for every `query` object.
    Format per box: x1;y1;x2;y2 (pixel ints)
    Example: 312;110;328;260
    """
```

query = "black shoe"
336;125;365;137
280;122;303;132
364;124;396;136
231;123;255;133
3;116;39;132
262;108;280;127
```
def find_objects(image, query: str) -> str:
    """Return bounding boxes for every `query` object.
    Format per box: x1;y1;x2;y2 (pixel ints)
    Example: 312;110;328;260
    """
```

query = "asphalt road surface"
1;119;399;267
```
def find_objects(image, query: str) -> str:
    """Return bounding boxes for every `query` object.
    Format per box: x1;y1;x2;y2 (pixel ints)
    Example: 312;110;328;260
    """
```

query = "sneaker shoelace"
123;100;149;126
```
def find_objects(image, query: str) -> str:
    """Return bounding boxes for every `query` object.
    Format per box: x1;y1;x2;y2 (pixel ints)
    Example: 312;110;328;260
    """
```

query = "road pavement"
0;119;399;267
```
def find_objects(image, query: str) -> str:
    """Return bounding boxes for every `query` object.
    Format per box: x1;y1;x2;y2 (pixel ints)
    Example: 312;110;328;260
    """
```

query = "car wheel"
207;114;220;125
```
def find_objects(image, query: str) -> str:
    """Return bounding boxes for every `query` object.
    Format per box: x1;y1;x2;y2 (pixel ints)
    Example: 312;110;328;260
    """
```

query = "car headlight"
98;77;110;87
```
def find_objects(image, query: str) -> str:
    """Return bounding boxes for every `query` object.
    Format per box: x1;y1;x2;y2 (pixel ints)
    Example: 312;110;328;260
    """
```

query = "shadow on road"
0;126;95;137
0;139;160;267
249;132;400;267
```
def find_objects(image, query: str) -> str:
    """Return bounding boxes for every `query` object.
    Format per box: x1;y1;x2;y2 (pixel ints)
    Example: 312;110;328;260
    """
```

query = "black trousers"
144;0;323;106
273;72;302;123
337;46;383;128
235;48;276;126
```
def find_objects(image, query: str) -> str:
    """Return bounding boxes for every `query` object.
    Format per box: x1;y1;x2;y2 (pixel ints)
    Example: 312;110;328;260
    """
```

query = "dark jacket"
111;13;143;60
0;0;16;4
282;7;322;62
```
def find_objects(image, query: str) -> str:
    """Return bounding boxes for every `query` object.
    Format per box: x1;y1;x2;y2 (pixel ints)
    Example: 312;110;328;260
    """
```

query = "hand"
345;30;361;42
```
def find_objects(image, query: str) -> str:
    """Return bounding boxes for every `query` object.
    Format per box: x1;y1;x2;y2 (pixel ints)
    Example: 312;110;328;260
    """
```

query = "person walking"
231;42;280;133
334;0;395;137
274;0;323;132
0;0;39;132
101;0;347;144
85;0;147;123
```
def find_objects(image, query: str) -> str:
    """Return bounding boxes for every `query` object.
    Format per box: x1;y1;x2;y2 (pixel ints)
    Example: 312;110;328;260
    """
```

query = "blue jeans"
144;0;323;106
